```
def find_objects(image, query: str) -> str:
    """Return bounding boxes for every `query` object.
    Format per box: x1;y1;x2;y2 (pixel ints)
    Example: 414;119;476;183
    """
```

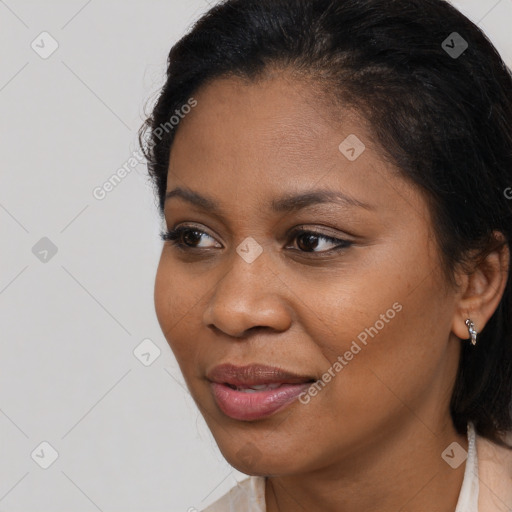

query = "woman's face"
154;73;463;475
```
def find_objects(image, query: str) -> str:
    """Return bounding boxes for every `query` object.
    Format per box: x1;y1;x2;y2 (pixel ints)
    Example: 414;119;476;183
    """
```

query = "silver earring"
465;319;477;346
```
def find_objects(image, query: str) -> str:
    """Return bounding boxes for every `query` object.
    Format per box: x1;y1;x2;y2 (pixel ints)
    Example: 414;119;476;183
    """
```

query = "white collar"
455;421;479;512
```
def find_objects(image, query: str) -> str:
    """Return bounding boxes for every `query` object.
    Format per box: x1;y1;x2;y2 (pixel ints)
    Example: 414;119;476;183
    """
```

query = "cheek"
303;230;438;351
303;247;453;420
153;254;205;361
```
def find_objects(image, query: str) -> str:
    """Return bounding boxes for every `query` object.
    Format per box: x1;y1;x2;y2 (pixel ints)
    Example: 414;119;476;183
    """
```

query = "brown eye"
289;229;352;253
182;229;203;246
296;233;321;252
160;226;221;249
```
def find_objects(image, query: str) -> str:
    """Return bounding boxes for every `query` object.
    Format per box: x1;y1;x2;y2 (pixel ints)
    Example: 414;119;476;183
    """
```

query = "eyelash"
159;226;352;254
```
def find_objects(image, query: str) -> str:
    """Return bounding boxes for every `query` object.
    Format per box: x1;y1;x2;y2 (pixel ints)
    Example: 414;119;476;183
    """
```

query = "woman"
139;0;512;510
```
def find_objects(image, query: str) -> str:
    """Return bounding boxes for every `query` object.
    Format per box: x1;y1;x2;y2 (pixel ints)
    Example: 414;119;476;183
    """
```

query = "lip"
207;363;315;421
207;363;315;387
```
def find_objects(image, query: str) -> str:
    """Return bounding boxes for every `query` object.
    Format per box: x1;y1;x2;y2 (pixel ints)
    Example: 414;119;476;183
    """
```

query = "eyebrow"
164;187;372;213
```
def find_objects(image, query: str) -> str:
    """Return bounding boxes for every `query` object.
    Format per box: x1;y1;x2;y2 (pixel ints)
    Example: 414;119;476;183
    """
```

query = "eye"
287;228;352;253
160;225;352;254
160;225;222;249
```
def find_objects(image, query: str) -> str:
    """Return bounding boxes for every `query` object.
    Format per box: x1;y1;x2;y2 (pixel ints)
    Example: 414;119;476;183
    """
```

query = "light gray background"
1;1;511;511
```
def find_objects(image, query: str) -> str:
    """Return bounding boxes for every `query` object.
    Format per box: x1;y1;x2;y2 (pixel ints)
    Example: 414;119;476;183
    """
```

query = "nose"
202;248;292;338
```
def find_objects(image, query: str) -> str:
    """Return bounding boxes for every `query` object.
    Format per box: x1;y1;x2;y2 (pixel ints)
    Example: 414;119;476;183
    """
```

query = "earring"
465;319;478;346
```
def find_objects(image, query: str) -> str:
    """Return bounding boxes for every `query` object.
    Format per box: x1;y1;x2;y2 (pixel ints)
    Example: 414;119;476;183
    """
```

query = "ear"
452;231;510;341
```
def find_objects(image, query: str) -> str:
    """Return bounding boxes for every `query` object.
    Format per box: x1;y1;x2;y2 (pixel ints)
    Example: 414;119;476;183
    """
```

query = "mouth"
206;363;316;421
224;382;289;392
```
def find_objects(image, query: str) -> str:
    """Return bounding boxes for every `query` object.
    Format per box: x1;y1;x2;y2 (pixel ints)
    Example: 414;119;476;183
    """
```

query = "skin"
154;70;509;512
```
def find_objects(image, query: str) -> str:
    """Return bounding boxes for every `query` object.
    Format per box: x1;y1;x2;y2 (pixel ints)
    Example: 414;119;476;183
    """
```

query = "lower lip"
210;382;312;421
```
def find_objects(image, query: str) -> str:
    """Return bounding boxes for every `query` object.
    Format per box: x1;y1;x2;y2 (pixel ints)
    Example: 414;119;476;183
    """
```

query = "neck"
265;417;468;512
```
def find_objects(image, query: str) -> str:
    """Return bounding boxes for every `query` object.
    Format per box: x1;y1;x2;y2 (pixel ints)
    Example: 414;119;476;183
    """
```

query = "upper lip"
207;363;315;387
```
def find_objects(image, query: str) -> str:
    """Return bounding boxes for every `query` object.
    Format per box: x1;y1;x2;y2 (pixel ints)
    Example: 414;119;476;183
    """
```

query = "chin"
214;434;304;476
225;452;293;477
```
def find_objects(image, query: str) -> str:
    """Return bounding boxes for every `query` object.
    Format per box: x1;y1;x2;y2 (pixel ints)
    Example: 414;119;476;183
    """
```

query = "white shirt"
202;422;479;512
455;421;479;512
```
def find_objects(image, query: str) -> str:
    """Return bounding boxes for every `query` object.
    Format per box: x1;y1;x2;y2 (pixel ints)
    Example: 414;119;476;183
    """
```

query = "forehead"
166;73;424;220
171;73;353;165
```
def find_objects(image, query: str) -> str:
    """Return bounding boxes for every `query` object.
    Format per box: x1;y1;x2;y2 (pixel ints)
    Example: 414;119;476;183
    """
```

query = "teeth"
235;383;282;392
